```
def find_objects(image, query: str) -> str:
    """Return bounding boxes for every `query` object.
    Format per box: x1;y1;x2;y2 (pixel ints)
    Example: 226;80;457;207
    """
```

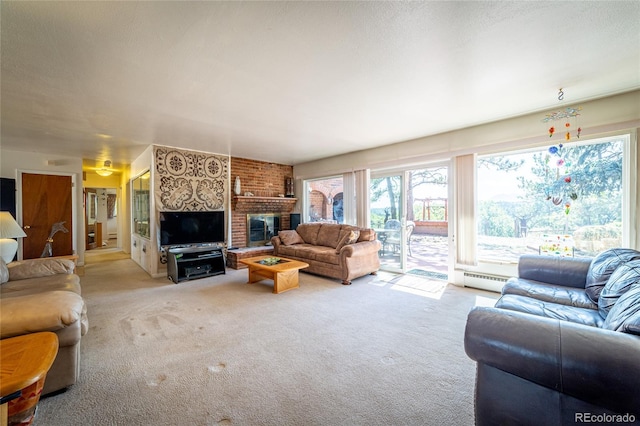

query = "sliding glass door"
405;165;449;279
370;173;408;272
371;165;451;277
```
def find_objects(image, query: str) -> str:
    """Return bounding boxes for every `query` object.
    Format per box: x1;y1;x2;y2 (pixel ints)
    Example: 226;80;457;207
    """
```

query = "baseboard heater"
463;271;509;293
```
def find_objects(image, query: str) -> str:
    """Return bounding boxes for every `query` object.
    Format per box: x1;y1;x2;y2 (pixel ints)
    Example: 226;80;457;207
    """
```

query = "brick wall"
308;177;343;221
230;157;294;248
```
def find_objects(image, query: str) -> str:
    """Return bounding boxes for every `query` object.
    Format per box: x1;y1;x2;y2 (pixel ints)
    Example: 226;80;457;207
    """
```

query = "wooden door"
21;173;73;259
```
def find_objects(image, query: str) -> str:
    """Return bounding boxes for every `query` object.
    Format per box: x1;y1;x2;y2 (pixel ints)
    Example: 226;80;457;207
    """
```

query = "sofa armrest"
8;258;75;280
270;236;282;251
517;254;591;289
340;240;381;257
464;306;640;416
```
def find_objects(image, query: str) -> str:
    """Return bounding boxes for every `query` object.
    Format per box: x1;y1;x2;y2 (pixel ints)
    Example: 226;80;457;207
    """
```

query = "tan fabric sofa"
271;223;381;285
0;257;88;395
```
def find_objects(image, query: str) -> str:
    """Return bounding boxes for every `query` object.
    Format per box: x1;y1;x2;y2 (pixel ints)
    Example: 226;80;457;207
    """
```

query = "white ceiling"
1;1;639;169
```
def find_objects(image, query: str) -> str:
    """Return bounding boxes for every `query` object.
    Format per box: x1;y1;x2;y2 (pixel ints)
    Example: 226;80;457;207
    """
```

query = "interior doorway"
85;187;119;251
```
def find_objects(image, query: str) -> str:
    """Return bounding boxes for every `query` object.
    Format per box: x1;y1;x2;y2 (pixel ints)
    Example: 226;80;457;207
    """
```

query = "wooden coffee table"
239;256;309;294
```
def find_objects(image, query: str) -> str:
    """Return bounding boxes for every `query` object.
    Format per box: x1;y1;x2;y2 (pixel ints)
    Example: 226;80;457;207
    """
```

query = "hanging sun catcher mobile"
542;88;582;140
541;88;584;220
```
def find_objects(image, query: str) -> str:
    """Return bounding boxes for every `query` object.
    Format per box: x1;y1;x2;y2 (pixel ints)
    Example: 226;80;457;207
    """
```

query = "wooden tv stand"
166;246;226;283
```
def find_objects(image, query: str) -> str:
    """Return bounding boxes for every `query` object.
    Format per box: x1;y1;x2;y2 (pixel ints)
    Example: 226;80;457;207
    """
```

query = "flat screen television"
159;211;225;246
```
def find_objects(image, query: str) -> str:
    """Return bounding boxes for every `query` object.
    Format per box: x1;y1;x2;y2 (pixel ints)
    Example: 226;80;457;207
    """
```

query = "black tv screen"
160;211;225;246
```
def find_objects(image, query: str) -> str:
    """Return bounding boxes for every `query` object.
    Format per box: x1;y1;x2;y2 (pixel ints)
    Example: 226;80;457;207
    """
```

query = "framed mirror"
87;191;97;224
132;170;151;238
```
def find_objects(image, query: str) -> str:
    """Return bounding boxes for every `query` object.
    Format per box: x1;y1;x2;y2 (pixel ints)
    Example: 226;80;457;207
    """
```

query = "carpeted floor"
36;253;498;426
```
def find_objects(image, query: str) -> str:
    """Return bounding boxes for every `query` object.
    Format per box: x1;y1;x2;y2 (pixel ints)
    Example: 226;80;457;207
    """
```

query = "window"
476;134;628;262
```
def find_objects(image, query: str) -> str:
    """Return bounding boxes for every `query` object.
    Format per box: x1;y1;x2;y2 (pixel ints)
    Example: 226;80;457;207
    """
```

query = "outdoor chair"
381;220;414;256
406;221;415;256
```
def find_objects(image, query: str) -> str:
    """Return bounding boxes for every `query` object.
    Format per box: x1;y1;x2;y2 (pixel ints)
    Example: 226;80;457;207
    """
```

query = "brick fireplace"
230;157;297;248
231;196;296;247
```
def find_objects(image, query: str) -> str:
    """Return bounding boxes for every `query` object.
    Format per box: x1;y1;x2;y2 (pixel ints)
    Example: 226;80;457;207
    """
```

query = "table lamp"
0;212;27;263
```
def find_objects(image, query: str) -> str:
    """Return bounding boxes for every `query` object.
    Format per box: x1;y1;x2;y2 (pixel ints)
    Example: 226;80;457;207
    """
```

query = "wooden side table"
0;332;58;426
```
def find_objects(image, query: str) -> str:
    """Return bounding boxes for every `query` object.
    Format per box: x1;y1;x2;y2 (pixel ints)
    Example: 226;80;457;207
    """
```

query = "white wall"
294;90;640;177
0;150;86;264
294;90;640;253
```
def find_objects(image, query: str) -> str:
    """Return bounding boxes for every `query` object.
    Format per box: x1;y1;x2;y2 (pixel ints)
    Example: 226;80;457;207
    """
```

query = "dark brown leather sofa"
464;249;640;425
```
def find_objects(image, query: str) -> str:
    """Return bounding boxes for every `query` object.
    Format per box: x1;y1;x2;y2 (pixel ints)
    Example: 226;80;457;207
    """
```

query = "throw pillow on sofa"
598;259;640;318
278;230;304;246
586;248;640;303
602;284;640;335
335;230;360;253
357;229;376;242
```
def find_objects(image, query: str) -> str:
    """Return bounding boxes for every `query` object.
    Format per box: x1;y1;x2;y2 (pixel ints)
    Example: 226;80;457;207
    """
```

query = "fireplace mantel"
232;196;297;213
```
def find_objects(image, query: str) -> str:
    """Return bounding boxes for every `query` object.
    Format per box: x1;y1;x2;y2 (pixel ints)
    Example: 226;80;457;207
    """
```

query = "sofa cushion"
586;248;640;303
0;290;86;339
495;294;604;327
335;230;360;253
598;259;640;318
0;258;8;284
275;244;299;258
315;247;341;265
502;277;597;310
0;273;81;296
278;230;304;246
602;284;640;335
296;224;321;245
316;224;342;248
290;245;340;264
8;257;75;280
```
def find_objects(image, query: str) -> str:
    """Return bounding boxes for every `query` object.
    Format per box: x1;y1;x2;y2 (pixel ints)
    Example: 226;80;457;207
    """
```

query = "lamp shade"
0;212;27;238
0;212;26;263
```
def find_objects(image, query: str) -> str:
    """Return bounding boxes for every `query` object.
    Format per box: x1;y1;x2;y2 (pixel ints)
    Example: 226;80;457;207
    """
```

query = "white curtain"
454;154;477;265
354;169;370;228
342;171;356;225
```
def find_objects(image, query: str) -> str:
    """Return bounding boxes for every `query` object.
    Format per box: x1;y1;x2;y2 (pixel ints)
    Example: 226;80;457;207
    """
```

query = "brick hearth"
226;246;275;269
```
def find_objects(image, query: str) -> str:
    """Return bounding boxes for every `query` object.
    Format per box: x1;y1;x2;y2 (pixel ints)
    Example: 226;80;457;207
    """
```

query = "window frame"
459;131;636;282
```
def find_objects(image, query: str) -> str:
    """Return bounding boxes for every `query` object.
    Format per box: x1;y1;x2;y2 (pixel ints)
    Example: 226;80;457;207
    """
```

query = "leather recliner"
464;249;640;425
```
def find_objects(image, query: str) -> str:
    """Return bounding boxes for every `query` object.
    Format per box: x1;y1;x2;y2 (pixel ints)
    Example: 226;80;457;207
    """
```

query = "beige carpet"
37;253;498;425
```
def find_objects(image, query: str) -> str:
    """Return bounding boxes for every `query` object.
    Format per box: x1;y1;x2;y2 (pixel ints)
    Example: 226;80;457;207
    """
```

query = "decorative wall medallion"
204;157;226;179
196;180;225;210
157;150;188;176
158;176;193;210
154;146;229;212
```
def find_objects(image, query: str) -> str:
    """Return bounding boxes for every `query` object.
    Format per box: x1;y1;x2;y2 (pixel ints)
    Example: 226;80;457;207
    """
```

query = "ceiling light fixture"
96;160;113;177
